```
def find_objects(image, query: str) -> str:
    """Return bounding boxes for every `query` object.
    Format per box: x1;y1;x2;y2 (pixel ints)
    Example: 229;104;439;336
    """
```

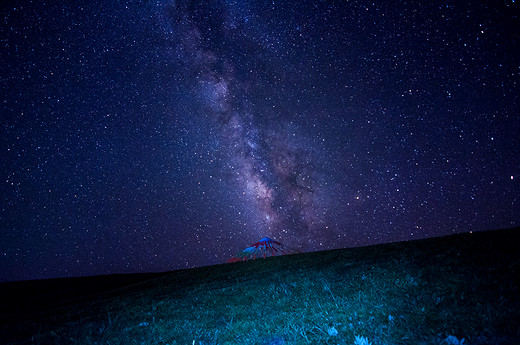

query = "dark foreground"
1;227;519;344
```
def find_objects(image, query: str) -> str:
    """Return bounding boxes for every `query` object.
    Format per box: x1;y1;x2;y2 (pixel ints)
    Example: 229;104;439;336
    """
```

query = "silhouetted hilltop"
1;227;519;344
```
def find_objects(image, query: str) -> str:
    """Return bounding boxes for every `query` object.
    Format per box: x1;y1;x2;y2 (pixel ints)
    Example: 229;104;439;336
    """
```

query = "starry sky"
2;0;519;282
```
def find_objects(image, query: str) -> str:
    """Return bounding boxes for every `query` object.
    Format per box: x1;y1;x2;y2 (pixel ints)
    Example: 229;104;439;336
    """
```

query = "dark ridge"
1;227;519;344
0;272;171;319
2;227;518;312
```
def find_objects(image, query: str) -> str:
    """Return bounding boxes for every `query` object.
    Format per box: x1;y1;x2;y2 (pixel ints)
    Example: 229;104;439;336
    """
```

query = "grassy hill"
1;227;519;344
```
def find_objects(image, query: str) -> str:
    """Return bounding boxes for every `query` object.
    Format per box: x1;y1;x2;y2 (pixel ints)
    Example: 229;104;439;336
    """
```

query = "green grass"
1;227;519;344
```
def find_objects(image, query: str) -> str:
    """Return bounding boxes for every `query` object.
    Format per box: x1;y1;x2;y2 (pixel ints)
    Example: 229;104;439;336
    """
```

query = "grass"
1;227;519;344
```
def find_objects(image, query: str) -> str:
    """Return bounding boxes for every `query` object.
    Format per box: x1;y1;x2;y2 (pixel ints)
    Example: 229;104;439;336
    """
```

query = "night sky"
2;0;519;282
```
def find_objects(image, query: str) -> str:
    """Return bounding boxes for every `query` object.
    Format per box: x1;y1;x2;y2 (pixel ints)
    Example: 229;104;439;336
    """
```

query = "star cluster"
1;0;519;281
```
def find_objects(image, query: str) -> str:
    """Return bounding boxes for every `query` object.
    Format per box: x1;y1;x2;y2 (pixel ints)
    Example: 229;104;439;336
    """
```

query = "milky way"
159;2;330;247
2;0;519;281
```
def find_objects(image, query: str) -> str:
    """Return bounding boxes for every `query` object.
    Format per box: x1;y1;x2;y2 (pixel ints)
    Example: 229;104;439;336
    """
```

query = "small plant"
354;335;372;345
444;335;465;345
327;326;338;336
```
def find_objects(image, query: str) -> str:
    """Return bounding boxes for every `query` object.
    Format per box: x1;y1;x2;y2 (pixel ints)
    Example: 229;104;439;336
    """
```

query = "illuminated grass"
1;228;519;344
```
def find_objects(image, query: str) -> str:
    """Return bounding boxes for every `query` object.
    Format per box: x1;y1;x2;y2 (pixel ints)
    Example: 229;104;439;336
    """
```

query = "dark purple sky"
2;0;519;281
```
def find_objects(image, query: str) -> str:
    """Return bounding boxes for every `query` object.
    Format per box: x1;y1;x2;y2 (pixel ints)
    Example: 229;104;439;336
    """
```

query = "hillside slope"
1;227;519;344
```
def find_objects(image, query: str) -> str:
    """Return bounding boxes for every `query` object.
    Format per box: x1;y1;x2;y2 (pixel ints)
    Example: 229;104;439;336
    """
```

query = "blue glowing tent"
227;237;300;263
